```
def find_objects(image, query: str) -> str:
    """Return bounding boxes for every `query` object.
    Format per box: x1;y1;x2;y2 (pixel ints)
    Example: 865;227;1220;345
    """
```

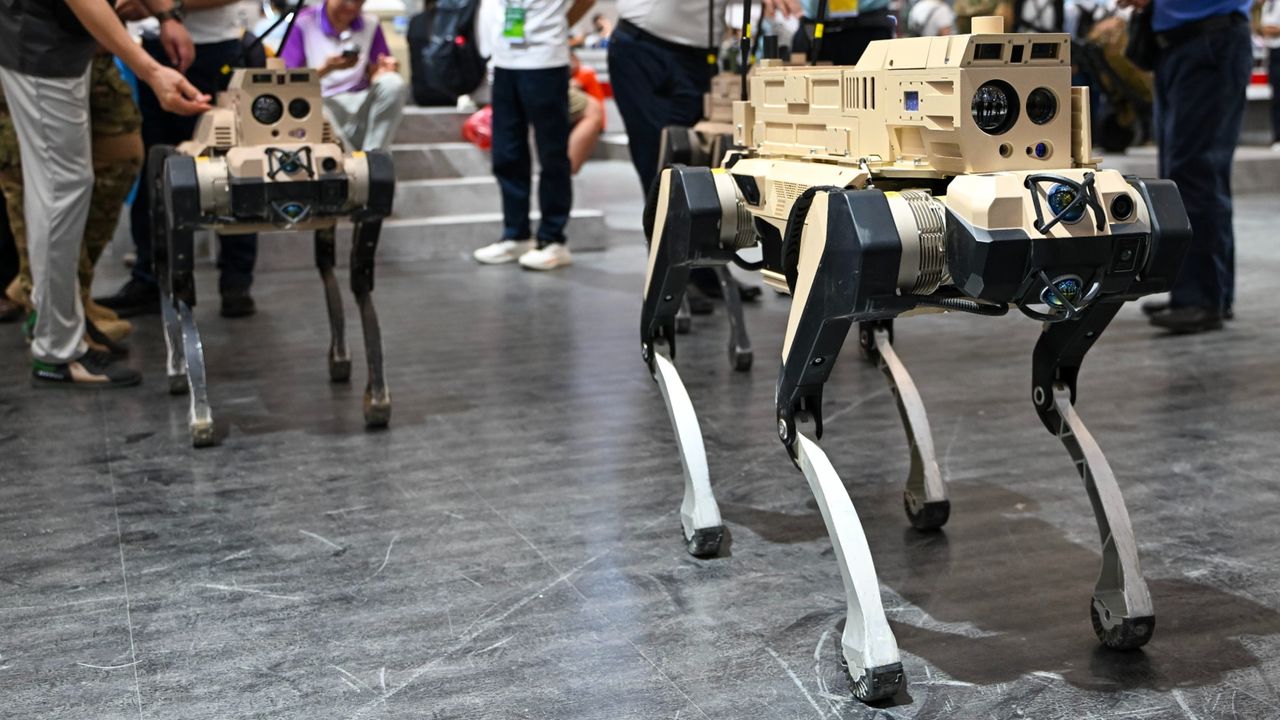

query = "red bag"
462;106;493;150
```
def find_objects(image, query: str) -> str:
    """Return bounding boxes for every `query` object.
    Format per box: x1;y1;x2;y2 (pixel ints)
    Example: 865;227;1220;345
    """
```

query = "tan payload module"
153;57;396;447
641;16;1193;705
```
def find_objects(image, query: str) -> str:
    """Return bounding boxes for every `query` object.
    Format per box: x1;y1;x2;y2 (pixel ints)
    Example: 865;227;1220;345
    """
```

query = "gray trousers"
323;72;408;152
0;65;92;364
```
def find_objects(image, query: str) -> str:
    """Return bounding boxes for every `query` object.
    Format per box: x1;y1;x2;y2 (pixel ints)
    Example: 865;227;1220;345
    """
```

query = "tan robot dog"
641;17;1191;702
152;58;394;447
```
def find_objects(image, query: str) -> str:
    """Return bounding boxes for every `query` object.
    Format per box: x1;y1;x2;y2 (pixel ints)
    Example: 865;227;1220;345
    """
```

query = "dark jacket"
0;0;99;79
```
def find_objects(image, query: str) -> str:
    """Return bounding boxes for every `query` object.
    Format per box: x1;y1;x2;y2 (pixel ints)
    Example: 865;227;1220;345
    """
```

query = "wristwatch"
154;0;186;23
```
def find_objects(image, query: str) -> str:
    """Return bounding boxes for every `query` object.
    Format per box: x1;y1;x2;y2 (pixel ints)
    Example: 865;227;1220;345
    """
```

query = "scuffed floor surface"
2;196;1279;719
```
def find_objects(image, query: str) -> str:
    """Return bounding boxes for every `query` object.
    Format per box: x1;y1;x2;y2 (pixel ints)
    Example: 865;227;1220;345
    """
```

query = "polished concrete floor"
2;194;1279;719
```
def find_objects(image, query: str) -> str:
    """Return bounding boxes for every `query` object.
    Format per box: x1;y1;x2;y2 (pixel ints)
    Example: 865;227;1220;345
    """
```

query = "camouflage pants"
0;55;144;309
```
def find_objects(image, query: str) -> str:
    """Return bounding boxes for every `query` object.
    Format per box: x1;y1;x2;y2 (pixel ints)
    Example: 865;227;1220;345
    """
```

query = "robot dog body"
154;59;395;446
642;17;1190;701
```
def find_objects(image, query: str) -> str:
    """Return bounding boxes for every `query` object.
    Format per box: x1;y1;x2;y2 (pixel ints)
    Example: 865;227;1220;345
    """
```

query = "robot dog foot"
903;494;950;532
363;385;391;428
684;525;725;559
842;660;906;703
1090;597;1155;651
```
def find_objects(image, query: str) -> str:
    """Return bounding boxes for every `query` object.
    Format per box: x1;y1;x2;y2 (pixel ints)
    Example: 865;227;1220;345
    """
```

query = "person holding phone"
279;0;408;153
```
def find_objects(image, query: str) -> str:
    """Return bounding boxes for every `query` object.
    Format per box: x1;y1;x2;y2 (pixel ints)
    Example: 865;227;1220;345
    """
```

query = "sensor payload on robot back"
732;15;1088;177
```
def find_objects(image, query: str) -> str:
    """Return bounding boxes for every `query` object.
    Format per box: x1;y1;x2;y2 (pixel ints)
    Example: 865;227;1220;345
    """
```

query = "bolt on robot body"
151;57;395;447
640;16;1191;702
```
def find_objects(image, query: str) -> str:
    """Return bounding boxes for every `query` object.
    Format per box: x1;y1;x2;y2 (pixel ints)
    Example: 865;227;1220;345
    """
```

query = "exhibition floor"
1;195;1278;719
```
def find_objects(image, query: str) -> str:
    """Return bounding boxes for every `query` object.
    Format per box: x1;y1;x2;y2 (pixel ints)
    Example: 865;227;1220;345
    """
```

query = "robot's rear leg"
859;321;948;530
793;433;904;701
715;266;752;372
1033;302;1154;649
315;226;351;382
641;166;743;557
351;220;390;428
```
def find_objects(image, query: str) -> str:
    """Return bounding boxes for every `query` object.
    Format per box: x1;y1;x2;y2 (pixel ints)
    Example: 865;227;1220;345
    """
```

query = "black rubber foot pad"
1091;601;1155;650
846;661;905;703
904;496;951;531
686;525;725;558
732;350;753;372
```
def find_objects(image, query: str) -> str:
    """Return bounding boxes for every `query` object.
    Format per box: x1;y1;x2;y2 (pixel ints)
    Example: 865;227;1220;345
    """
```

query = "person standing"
1263;0;1280;151
98;0;262;320
1120;0;1253;334
472;0;596;271
279;0;409;152
0;0;208;387
792;0;893;65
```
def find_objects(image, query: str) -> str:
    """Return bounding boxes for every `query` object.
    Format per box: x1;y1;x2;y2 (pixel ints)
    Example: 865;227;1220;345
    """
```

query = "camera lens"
1047;183;1086;223
251;94;284;125
971;81;1018;135
1110;193;1136;221
1027;87;1058;125
288;98;311;119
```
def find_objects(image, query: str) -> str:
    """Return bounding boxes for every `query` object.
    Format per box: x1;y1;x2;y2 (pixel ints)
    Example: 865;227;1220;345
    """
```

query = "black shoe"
220;288;256;318
1149;306;1224;335
1144;298;1233;321
32;349;142;388
96;278;159;318
86;319;129;358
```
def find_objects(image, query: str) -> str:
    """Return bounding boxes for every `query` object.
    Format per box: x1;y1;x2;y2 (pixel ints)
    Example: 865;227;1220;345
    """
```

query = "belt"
1155;12;1246;51
614;19;713;60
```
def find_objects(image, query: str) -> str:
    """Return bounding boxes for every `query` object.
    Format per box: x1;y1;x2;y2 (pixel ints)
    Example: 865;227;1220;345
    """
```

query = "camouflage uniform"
0;54;143;310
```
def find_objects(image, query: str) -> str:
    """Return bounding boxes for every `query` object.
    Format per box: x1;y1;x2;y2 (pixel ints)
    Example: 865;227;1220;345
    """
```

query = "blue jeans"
1154;21;1251;311
131;37;257;293
491;66;572;246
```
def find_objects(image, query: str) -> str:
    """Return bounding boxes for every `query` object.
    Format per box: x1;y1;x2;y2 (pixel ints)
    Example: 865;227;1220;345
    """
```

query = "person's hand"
1116;0;1151;9
115;0;148;21
319;53;360;77
143;64;212;115
762;0;802;17
370;54;399;79
159;18;196;73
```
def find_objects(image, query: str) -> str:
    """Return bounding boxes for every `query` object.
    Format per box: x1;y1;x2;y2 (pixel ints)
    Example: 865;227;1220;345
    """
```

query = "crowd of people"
0;0;1277;391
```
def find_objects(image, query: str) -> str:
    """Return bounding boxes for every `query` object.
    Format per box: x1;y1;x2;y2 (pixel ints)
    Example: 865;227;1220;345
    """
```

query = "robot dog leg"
315;226;352;383
350;219;390;428
641;164;754;557
774;188;911;702
857;320;949;530
156;146;215;447
1032;301;1154;649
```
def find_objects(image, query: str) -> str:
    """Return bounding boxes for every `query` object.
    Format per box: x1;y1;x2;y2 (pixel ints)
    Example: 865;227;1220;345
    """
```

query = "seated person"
568;52;605;175
280;0;406;151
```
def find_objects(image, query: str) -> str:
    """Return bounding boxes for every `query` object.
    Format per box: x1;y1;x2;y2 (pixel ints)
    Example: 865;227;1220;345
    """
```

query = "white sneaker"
518;243;573;271
1271;142;1280;152
473;239;533;265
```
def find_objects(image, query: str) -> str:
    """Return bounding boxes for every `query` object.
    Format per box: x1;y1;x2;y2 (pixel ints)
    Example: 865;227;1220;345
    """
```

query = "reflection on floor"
0;196;1278;719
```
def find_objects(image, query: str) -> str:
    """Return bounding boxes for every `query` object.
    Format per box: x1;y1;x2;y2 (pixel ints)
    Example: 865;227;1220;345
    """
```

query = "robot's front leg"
858;321;949;530
640;165;748;557
162;152;214;447
1032;301;1154;649
776;189;907;702
315;226;352;382
147;146;186;397
351;219;390;428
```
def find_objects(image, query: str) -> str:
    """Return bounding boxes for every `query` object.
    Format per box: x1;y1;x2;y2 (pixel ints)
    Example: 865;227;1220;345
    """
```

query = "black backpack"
410;0;486;103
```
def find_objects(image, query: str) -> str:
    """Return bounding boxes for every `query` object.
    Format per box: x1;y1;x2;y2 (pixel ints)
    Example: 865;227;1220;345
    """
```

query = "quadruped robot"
640;16;1191;701
151;57;395;446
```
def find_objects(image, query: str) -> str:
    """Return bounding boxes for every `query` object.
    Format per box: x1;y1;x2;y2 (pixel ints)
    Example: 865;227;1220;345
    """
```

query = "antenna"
740;0;753;98
226;0;308;75
810;0;828;66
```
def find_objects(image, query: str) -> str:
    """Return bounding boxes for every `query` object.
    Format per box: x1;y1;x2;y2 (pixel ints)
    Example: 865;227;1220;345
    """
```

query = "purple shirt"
280;3;391;97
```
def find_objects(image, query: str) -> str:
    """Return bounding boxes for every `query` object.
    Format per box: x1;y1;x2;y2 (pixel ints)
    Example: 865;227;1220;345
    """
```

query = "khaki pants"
323;72;408;152
0;64;94;364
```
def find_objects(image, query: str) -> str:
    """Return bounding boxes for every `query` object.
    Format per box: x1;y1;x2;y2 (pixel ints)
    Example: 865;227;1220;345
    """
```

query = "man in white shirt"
99;0;263;319
473;0;595;271
907;0;957;37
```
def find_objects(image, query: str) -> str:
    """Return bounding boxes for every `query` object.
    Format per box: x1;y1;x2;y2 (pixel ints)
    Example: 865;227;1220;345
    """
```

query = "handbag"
1125;7;1156;72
